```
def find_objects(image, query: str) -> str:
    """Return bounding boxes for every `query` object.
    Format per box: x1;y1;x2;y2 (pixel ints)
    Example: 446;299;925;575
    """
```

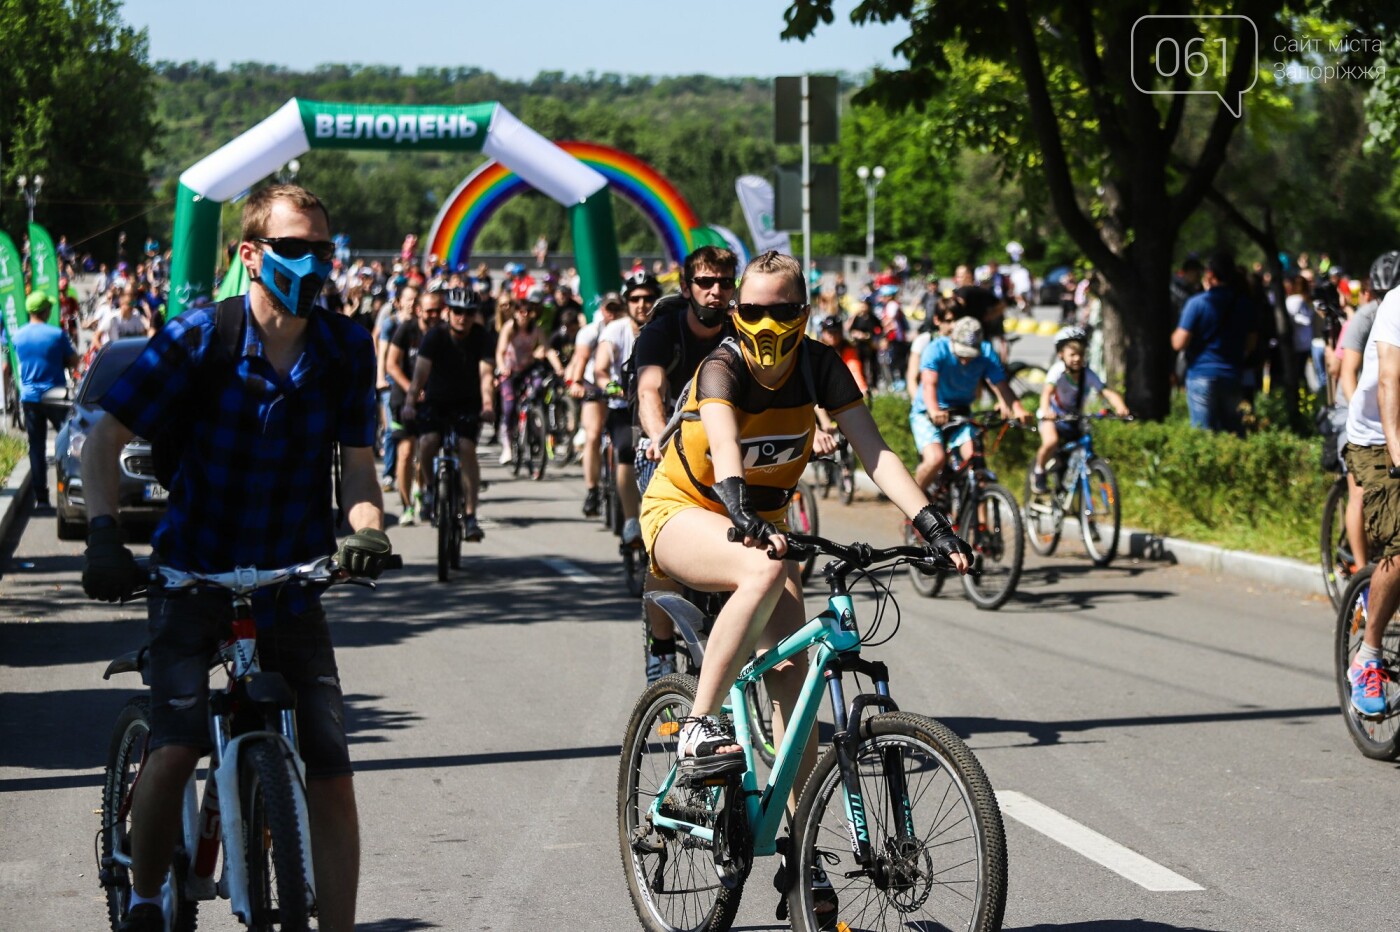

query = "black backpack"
149;296;245;490
149;297;351;523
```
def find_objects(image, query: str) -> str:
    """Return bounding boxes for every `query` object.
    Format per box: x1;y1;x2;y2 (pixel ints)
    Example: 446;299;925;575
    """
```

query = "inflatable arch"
167;99;622;316
426;141;711;274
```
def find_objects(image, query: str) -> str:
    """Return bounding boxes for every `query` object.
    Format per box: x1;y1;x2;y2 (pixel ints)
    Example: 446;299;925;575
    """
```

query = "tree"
0;0;160;260
783;0;1391;417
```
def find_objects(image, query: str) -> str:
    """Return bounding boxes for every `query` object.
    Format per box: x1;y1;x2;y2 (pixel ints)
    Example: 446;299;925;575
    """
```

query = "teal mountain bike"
619;532;1008;932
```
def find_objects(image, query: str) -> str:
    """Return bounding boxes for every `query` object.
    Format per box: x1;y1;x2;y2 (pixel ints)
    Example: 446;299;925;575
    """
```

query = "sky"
119;0;910;79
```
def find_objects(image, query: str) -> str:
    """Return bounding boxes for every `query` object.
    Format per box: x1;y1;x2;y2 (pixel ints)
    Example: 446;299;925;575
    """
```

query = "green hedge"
869;394;1330;562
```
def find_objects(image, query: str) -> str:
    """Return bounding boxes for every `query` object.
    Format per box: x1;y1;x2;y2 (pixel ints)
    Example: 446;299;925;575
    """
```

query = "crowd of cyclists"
35;175;1400;929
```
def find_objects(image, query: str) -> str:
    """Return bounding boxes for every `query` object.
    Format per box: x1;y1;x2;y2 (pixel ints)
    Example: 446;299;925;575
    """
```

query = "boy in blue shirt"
910;316;1029;491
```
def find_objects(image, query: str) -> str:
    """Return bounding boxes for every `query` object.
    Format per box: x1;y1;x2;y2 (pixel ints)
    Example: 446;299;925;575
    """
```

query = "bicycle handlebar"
725;528;957;574
149;554;405;596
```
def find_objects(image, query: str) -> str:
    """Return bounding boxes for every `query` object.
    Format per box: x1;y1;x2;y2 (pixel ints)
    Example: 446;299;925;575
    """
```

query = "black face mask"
690;295;727;327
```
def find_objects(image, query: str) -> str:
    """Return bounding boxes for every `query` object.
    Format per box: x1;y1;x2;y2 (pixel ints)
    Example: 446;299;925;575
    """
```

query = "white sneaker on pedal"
622;517;642;547
498;447;513;466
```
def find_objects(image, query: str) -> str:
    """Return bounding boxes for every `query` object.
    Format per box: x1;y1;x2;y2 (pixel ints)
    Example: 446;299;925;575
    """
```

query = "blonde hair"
240;184;330;242
740;251;806;302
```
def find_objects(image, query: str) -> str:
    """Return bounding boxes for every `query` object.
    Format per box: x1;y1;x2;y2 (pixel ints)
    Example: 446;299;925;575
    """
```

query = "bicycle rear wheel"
786;480;819;583
1023;468;1062;557
1321;475;1355;611
1078;459;1121;567
623;541;647;598
838;447;856;505
744;677;777;767
1334;567;1400;760
788;712;1007;932
101;698;198;932
241;740;311;931
618;675;747;932
960;483;1024;610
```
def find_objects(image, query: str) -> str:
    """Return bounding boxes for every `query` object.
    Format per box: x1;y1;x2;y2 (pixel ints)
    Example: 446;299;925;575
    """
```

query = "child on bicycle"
910;315;1030;493
1031;326;1130;493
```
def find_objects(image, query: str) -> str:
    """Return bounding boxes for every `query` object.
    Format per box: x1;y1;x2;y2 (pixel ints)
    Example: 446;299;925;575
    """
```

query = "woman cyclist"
494;286;547;466
641;251;971;785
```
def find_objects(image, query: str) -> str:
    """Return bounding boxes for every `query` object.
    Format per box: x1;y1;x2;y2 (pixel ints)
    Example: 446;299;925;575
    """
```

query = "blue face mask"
258;248;332;317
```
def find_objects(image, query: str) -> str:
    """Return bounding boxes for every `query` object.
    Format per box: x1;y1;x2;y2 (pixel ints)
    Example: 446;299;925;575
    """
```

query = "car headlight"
68;431;86;460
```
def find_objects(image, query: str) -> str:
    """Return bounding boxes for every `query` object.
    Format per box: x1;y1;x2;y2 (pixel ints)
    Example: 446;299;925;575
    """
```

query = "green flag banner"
298;100;495;152
0;232;28;404
27;224;60;326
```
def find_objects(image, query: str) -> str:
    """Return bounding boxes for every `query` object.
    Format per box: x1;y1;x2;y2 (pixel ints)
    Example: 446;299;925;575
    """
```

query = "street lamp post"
281;159;301;184
16;173;43;224
855;164;885;272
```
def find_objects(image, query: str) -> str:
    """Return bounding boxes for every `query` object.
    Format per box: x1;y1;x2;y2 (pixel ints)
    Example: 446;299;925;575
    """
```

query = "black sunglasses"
254;237;335;263
625;292;656;303
691;275;736;290
733;302;808;324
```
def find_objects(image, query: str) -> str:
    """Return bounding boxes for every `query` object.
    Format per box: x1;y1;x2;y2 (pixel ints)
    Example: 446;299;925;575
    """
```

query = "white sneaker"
400;506;418;527
622;517;642;547
498;447;513;466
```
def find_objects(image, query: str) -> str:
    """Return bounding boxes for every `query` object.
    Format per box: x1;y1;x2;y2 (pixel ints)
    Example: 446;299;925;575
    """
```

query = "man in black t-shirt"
385;286;441;526
632;245;737;684
952;265;1007;358
402;291;495;541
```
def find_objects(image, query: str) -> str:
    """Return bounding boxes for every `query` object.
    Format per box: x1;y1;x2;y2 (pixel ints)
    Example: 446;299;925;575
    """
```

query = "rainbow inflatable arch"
426;142;704;272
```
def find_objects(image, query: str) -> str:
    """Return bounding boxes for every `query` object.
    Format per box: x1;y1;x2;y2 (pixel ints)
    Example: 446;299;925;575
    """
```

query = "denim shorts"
145;589;352;779
909;411;975;452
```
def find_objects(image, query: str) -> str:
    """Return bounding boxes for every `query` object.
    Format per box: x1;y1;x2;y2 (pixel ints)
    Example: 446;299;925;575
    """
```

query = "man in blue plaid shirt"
80;185;390;932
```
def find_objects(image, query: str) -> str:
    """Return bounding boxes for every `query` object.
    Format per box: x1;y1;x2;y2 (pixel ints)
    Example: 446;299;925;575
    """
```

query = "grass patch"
870;393;1327;563
0;432;23;485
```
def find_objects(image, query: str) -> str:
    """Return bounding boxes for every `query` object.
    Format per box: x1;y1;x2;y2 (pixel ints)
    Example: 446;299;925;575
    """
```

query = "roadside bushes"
868;393;1330;561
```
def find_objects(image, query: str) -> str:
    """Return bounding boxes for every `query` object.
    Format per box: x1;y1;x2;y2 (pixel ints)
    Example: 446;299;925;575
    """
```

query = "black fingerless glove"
713;477;778;545
336;528;393;579
913;505;973;560
82;524;143;602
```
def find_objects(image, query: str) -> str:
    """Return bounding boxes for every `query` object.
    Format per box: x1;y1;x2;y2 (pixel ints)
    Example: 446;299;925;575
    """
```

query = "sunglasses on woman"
254;237;336;263
732;302;808;324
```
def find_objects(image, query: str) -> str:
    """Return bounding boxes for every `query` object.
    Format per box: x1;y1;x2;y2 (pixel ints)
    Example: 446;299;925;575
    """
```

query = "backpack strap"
213;295;247;361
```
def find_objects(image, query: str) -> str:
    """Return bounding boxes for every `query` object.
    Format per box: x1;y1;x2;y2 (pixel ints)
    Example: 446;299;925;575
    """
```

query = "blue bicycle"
1022;413;1128;567
618;532;1008;932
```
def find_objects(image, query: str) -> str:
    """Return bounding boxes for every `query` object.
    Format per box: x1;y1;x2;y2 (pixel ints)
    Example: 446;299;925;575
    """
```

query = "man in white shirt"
1343;262;1400;717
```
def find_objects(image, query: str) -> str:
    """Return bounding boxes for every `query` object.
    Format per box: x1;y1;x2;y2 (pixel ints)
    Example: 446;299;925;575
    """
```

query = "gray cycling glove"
336;528;393;579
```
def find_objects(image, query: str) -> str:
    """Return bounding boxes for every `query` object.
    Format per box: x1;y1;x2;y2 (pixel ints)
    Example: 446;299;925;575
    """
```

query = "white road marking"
996;791;1204;892
541;558;603;583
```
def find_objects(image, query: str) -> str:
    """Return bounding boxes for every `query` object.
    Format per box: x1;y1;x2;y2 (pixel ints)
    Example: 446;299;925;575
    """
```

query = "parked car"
54;337;166;540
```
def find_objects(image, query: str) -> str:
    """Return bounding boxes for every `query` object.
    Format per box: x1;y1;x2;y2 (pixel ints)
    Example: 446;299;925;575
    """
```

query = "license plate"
144;483;169;502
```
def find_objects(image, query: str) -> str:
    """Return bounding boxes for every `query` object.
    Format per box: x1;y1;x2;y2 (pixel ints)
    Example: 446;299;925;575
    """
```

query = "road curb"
0;452;32;545
832;463;1325;598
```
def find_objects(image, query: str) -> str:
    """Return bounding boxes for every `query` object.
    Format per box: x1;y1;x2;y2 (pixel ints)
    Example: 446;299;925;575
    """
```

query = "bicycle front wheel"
623;541;647;598
839;447;856;506
1022;468;1062;557
101;698;198;932
436;470;454;582
788;711;1007;932
1078;460;1121;567
240;741;311;931
1334;567;1400;760
1321;475;1354;610
618;674;747;932
961;483;1024;610
527;405;549;481
786;481;820;582
744;677;777;767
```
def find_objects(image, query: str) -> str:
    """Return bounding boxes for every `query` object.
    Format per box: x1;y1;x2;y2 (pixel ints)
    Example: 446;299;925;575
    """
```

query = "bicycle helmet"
621;270;661;298
444;286;482;312
1054;325;1088;350
1370;251;1400;295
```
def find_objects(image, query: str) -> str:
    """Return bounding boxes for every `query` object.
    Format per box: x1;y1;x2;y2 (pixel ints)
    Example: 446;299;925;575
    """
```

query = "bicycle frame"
647;584;897;864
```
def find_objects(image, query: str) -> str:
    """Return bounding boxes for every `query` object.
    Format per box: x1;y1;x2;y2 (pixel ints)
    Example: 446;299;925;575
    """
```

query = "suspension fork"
827;658;905;868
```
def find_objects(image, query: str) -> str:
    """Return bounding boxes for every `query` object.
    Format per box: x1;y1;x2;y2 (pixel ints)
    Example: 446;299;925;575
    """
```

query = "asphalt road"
0;444;1390;932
